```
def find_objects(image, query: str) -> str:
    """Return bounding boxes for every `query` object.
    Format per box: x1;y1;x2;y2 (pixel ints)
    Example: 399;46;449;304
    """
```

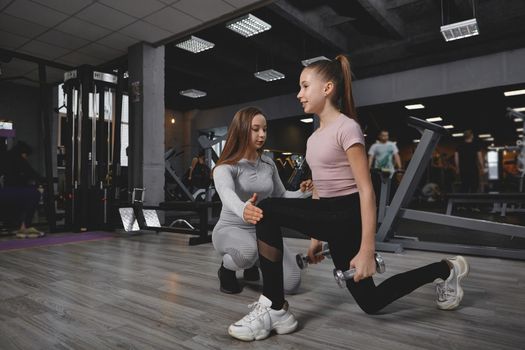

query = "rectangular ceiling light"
517;128;524;132
479;134;492;138
179;89;207;98
452;133;464;137
405;104;425;110
515;118;523;122
504;89;525;97
440;18;479;42
413;139;420;143
443;124;454;129
282;152;292;155
175;36;214;53
226;14;271;37
426;117;443;122
301;56;330;67
300;117;314;123
512;107;525;112
254;69;285;82
485;137;494;142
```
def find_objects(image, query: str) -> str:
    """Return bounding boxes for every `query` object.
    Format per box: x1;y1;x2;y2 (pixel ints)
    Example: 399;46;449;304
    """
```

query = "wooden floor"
0;232;523;350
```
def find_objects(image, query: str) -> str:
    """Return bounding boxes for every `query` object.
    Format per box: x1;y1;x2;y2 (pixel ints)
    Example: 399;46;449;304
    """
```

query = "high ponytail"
335;55;357;120
304;54;358;121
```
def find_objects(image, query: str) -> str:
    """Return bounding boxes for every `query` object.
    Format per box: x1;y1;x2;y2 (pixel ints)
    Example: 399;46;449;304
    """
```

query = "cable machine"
62;66;122;231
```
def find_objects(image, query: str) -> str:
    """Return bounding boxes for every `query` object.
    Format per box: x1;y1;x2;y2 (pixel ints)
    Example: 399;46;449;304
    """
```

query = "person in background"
368;129;402;172
0;141;44;238
455;129;484;193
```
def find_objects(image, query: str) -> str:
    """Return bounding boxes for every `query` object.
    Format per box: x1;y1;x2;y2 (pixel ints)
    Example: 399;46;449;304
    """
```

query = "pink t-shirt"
306;114;365;198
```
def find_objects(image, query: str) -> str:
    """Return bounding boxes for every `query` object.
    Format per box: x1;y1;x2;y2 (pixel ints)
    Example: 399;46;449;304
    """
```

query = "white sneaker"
228;295;298;341
435;256;470;310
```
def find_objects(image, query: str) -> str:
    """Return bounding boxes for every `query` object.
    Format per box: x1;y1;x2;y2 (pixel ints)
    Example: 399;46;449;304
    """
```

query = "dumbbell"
296;242;331;269
333;253;386;287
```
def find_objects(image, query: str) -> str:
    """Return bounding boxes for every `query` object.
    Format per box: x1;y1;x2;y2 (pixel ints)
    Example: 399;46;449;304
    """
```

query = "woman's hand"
243;193;263;224
299;179;314;192
306;238;325;264
349;249;376;282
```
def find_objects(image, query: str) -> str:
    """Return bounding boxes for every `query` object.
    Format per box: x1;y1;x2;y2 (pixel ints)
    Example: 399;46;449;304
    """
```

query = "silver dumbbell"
296;242;331;270
333;253;386;287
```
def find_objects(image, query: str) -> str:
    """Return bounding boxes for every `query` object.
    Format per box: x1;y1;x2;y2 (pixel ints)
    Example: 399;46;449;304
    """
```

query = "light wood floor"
0;232;523;349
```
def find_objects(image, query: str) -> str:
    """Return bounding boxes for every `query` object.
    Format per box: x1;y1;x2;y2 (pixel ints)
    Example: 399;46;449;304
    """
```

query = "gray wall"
0;81;44;173
189;47;525;134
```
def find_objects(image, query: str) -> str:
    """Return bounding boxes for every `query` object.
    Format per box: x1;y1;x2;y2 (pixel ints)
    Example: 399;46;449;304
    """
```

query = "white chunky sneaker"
228;295;298;341
435;256;470;310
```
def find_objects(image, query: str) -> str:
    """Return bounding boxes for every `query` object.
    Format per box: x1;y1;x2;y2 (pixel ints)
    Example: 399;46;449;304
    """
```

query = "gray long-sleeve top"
213;155;312;226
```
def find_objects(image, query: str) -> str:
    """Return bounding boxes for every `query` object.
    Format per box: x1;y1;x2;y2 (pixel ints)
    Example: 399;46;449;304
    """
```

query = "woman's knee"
225;247;258;270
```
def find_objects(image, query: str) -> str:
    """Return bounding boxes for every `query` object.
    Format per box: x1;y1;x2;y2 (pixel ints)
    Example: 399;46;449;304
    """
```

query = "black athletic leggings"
256;193;450;314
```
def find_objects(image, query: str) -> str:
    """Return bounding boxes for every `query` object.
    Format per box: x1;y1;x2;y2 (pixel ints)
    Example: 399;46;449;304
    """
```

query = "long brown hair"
304;54;357;120
214;106;265;169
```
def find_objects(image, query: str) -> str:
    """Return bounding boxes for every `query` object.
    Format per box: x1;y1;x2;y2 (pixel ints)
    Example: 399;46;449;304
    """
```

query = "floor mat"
0;231;115;252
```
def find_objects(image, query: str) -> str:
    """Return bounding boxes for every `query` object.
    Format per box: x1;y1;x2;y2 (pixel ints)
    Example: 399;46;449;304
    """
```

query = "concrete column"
128;43;165;206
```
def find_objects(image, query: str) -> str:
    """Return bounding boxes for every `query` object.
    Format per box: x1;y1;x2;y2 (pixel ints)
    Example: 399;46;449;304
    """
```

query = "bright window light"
443;124;454;129
226;14;271;37
452;133;464;137
301;56;330;66
405;104;425;110
440;18;479;42
426;117;442;122
179;89;207;98
479;134;492;138
504;89;525;97
175;36;214;53
513;107;525;112
254;69;285;82
300;118;313;123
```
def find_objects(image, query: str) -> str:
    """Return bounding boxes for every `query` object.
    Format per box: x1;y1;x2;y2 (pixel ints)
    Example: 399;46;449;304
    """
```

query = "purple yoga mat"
0;231;115;252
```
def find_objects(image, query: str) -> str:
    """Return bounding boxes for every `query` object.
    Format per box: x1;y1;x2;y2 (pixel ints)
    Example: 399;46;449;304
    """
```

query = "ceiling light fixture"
440;0;479;42
426;117;443;122
440;18;479;41
301;56;330;67
179;89;207;98
452;133;464;137
513;107;525;112
443;124;454;129
478;134;492;138
517;128;524;132
504;89;525;97
484;137;494;141
405;104;425;110
515;118;523;122
254;69;285;82
300;118;314;123
175;36;214;53
282;152;292;155
226;14;271;37
413;139;420;143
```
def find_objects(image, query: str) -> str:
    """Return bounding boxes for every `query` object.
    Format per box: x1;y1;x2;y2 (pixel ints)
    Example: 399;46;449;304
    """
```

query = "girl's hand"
299;179;314;192
306;239;325;264
349;249;376;282
243;193;263;224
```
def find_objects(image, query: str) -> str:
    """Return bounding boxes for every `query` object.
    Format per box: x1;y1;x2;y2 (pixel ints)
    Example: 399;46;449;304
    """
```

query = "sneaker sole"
227;315;298;341
439;256;469;310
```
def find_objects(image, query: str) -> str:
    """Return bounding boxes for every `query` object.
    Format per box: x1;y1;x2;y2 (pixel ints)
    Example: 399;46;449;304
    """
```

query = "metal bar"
38;64;56;232
399;208;525;239
376;128;441;241
390;238;525;260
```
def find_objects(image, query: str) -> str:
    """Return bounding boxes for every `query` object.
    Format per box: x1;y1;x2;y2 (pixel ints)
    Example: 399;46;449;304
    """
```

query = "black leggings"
256;193;450;314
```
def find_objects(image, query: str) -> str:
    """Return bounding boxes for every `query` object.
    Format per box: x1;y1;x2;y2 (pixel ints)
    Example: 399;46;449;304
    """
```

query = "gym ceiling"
1;0;525;146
